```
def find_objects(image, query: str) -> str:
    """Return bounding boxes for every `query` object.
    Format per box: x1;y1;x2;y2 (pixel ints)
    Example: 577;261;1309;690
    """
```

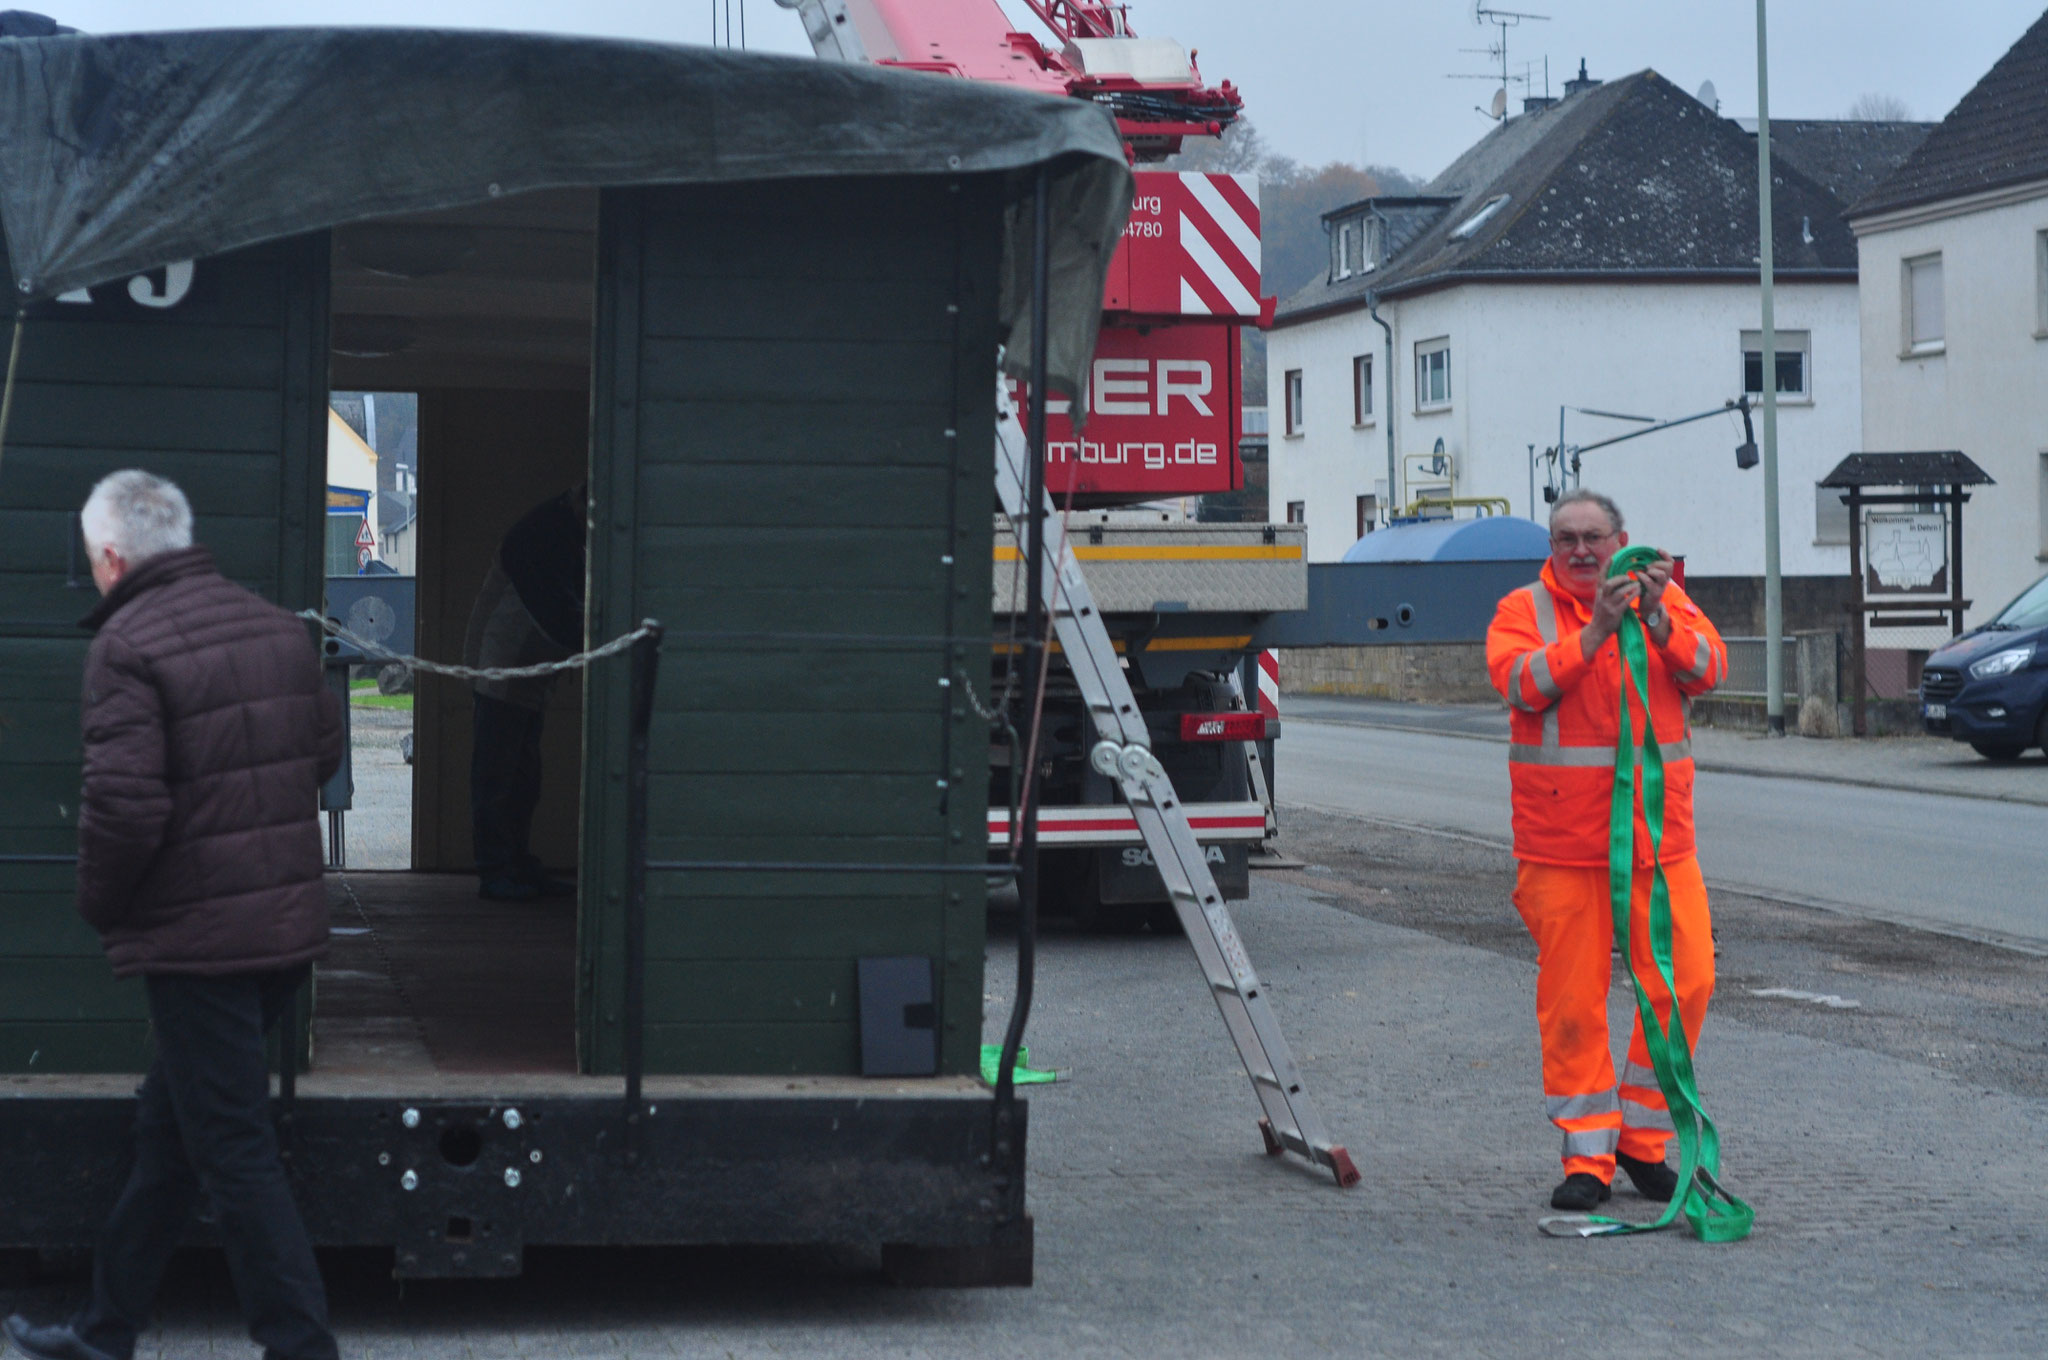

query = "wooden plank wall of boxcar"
0;238;327;1072
582;178;1001;1076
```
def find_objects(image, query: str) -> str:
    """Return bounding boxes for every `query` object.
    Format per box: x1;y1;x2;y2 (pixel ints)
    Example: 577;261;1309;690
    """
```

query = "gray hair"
1548;487;1624;535
81;470;194;565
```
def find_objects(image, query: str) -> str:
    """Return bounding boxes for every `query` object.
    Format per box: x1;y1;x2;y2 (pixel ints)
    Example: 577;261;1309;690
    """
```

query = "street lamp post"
1756;0;1786;736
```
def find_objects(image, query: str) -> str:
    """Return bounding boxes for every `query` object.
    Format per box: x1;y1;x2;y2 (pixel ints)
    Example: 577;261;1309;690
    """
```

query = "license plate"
1924;703;1947;720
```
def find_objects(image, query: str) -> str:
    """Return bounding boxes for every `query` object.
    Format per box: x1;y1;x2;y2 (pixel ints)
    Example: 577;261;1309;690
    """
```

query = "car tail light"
1179;712;1267;742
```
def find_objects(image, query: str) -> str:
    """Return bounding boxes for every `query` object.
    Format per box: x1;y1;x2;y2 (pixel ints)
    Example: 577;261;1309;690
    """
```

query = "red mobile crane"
779;0;1304;928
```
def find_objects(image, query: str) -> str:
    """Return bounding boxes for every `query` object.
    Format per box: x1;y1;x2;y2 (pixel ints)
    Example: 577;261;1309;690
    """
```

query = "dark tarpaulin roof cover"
0;26;1133;392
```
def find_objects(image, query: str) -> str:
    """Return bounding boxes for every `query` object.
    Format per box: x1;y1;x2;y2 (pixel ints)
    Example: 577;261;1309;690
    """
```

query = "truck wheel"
1971;740;2026;762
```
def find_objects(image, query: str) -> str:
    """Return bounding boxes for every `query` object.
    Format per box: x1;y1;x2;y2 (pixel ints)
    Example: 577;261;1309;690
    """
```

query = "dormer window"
1449;194;1509;241
1330;215;1378;281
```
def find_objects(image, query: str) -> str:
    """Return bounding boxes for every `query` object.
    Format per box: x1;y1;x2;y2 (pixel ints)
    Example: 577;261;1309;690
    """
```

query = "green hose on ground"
1547;544;1754;1242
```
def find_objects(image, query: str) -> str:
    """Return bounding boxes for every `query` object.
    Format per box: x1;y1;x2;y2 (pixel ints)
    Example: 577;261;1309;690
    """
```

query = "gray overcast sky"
45;0;2048;180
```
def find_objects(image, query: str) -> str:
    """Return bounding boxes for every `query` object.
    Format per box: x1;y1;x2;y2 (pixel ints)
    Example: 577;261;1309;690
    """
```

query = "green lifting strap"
1542;544;1754;1243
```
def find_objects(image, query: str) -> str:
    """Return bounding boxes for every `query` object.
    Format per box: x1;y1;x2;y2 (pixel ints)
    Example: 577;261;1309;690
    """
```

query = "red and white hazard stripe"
1176;172;1260;319
988;802;1268;848
1256;649;1280;726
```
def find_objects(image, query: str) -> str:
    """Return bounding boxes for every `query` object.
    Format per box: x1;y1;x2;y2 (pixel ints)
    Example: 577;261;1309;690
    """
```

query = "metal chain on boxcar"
295;609;657;683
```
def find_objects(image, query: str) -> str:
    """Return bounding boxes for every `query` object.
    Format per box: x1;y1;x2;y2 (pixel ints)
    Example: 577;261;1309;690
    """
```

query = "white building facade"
1853;188;2048;626
1268;277;1862;579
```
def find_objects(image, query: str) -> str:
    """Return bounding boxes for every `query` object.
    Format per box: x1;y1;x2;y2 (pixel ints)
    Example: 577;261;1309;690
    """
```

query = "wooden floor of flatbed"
0;872;981;1102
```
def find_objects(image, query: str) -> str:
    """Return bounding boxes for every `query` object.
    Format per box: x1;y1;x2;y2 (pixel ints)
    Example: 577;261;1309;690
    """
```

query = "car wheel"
1970;740;2026;762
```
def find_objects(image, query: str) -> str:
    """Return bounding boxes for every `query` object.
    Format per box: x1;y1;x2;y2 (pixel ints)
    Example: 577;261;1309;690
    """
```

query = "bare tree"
1845;92;1913;121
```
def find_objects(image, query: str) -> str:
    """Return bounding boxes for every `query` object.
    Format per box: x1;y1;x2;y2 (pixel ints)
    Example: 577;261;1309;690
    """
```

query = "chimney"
1562;58;1601;98
1522;95;1558;114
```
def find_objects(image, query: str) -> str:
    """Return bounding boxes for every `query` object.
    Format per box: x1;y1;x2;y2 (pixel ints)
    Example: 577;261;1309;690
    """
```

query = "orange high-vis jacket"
1486;561;1728;868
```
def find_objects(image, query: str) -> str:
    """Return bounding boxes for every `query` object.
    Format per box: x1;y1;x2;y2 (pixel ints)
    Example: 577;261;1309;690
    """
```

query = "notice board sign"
1864;511;1948;595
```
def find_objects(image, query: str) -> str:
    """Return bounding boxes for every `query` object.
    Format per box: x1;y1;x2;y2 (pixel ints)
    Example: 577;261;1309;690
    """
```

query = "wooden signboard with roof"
1819;451;1993;736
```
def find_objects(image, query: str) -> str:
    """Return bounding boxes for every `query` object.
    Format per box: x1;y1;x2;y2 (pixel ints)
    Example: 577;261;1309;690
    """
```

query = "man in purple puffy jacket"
5;471;342;1360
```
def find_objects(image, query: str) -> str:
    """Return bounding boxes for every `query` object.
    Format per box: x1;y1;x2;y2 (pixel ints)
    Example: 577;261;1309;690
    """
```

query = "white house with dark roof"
1848;8;2048;629
1268;66;1927;628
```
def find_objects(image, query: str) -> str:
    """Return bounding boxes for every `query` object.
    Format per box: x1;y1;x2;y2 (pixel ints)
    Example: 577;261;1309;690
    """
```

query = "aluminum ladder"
992;388;1359;1188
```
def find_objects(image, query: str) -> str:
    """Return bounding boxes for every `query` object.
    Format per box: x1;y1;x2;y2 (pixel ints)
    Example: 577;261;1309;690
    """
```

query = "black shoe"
3;1316;119;1360
1617;1151;1681;1202
477;875;540;902
1549;1172;1612;1212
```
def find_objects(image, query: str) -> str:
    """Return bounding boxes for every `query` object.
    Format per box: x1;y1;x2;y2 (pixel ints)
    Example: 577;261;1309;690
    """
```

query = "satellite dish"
1697;79;1718;111
1490;87;1508;120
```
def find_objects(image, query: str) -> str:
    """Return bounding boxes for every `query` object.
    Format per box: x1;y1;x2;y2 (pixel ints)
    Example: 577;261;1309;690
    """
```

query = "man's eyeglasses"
1550;531;1615;551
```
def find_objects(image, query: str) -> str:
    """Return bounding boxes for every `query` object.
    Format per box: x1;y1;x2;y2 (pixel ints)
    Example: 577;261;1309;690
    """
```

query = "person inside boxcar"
463;483;588;901
4;471;343;1360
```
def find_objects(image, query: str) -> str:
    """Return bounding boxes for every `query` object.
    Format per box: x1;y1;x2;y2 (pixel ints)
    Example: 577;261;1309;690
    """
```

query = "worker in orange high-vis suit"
1486;488;1729;1213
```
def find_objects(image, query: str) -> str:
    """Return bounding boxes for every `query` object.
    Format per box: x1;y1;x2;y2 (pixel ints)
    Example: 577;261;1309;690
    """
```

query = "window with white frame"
1815;481;1850;546
2038;452;2048;558
1743;330;1811;401
1286;500;1306;524
2036;230;2048;337
1414;339;1451;411
1904;253;1944;354
1334;224;1354;280
1350;220;1371;274
1283;369;1304;436
1356;494;1377;538
1352;354;1374;424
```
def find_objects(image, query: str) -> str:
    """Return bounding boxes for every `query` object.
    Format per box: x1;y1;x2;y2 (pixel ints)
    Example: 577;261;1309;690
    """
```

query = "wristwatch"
1642;605;1667;630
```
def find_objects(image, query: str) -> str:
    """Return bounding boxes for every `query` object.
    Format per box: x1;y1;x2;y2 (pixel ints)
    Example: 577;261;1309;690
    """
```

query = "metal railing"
1719;636;1802;700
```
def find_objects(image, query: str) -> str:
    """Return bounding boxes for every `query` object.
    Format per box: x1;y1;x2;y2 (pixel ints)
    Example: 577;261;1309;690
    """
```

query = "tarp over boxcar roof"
0;26;1131;392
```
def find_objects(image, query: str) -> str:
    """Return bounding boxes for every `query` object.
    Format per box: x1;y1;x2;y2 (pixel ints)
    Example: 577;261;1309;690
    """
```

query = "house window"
1815;482;1850;546
1743;330;1811;401
1449;194;1508;241
1283;369;1304;436
1904;253;1943;354
1335;224;1353;280
1352;354;1374;424
1350;220;1371;274
1286;501;1306;525
2036;230;2048;337
1356;494;1377;538
2038;453;2048;558
1414;339;1451;411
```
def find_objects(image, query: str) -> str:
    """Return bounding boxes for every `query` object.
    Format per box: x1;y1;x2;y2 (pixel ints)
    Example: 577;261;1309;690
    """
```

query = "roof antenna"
1449;4;1549;121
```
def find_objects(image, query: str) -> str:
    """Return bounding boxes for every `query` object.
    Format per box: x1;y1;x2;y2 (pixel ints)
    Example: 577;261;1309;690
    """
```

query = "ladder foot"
1257;1118;1284;1157
1326;1146;1361;1189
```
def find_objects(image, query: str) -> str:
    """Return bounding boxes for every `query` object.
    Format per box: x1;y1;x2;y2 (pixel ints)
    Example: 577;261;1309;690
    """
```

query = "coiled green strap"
1547;544;1754;1242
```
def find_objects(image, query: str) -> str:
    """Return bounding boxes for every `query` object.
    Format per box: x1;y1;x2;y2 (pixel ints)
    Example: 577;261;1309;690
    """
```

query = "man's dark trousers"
74;966;337;1360
470;691;546;879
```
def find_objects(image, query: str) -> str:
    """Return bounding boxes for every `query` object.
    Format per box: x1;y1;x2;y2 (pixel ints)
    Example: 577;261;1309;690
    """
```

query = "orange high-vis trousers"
1512;856;1715;1181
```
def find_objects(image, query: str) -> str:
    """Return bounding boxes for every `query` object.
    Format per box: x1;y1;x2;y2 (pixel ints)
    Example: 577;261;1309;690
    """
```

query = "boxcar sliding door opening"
318;189;599;1079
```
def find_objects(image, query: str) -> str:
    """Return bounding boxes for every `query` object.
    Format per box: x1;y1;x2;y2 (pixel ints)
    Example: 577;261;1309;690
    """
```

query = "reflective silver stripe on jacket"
1620;1060;1660;1090
1509;737;1693;767
1622;1097;1676;1132
1527;581;1559;645
1561;1126;1620;1159
1508;654;1539;712
1546;1089;1620;1122
1675;632;1714;685
1529;650;1562;700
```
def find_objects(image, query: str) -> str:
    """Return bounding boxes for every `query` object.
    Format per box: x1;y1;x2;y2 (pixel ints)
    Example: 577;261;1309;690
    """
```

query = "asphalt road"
1279;714;2048;950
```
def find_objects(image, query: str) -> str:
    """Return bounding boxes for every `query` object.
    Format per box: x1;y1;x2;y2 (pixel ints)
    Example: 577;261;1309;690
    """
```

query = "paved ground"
342;705;413;871
1281;697;2048;951
6;797;2043;1356
1286;694;2048;807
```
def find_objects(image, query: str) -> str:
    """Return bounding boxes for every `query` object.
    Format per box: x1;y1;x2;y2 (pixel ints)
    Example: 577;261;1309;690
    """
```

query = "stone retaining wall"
1279;643;1495;704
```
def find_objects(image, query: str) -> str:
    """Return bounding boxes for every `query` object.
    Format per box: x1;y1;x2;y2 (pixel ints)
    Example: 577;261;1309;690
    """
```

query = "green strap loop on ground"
981;1043;1058;1086
1551;545;1753;1243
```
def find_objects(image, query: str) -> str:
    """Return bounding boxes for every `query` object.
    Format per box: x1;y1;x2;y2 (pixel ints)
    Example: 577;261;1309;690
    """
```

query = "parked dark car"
1920;572;2048;760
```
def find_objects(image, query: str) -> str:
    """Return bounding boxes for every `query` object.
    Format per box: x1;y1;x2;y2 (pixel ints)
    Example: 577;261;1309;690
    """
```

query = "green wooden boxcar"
0;26;1128;1280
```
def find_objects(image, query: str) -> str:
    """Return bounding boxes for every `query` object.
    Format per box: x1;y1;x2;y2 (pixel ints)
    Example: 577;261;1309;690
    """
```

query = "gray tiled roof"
1277;69;1865;325
1765;120;1934;207
1850;9;2048;217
